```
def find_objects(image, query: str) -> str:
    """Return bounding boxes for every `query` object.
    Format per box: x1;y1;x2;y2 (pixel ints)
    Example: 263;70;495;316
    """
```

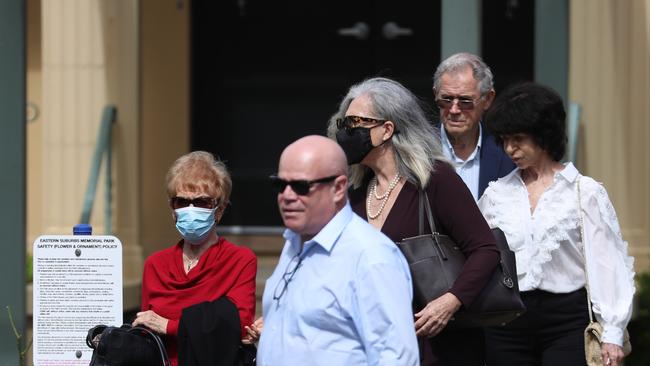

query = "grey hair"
433;53;494;96
326;77;445;189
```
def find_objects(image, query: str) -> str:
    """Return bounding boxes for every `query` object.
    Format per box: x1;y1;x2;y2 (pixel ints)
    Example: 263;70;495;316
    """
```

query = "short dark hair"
485;82;567;161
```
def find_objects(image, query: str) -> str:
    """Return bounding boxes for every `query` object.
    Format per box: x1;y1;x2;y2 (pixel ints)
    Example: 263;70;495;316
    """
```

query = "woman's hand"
414;292;462;337
601;343;624;366
242;317;264;344
132;310;169;334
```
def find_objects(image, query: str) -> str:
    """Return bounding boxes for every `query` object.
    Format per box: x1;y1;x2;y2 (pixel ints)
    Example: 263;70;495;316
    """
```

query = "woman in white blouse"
477;82;635;366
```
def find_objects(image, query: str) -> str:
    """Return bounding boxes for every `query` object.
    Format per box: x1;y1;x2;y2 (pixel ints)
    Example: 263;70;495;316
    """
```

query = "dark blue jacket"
437;122;515;198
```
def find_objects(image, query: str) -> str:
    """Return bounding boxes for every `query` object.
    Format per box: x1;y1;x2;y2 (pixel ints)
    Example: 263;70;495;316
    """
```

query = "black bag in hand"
396;189;526;328
86;324;171;366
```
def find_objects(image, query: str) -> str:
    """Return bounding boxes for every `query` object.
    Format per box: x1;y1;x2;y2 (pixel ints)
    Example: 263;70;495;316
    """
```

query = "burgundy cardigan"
350;160;499;307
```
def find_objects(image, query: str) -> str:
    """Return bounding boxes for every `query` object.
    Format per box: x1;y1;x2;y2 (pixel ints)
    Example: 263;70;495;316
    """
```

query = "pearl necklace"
372;173;402;200
366;174;401;220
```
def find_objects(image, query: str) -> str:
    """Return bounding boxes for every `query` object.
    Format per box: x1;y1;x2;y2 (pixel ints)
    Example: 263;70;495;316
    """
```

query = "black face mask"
336;125;380;165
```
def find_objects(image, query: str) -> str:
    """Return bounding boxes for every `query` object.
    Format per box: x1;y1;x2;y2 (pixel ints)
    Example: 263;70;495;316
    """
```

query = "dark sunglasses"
336;115;387;133
435;95;482;111
269;175;339;195
273;253;303;302
169;196;218;209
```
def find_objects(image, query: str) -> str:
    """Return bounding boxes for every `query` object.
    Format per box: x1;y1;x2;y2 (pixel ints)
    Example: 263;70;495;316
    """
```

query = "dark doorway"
482;0;535;93
191;0;441;226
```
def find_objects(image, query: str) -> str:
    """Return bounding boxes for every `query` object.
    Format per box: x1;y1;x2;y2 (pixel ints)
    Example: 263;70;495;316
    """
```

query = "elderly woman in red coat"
133;151;257;366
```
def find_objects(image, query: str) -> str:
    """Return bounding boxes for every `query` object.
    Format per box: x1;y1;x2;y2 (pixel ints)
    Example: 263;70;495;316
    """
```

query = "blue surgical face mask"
174;206;217;245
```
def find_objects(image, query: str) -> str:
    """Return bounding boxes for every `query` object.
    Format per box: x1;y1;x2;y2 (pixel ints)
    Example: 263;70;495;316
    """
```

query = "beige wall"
25;1;41;362
35;0;143;286
30;0;192;277
26;0;191;306
26;0;42;247
570;0;650;271
104;0;142;282
139;0;191;258
26;1;145;364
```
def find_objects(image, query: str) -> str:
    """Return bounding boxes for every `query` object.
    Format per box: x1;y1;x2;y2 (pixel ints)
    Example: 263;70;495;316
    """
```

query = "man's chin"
282;217;304;231
444;121;468;131
282;210;303;220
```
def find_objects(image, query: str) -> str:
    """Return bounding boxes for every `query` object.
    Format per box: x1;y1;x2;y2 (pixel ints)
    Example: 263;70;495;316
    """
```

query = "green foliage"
6;306;32;366
26;252;32;283
626;272;650;365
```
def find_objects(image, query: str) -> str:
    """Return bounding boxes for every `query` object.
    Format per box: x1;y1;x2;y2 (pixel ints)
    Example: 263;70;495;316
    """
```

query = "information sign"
32;235;123;365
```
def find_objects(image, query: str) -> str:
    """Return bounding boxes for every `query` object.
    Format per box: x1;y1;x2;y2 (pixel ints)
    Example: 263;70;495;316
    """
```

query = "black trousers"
485;288;590;366
420;327;485;366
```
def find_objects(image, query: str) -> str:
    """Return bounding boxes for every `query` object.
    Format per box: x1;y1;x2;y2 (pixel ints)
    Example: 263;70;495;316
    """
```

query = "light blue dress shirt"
440;123;483;201
257;203;419;366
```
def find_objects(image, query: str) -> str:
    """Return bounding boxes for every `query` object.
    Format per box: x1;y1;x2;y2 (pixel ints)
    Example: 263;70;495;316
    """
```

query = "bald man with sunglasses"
256;135;419;366
433;53;515;200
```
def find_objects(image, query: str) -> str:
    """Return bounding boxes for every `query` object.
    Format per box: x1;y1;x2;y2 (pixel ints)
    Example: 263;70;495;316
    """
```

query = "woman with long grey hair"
327;77;500;366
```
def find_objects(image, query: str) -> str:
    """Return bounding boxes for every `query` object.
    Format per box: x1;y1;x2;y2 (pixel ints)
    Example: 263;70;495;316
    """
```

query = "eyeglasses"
169;196;218;209
336;115;387;133
269;175;339;196
273;254;303;302
435;95;483;111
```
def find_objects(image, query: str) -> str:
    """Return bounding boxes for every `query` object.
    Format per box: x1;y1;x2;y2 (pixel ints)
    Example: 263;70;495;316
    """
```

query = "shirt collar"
557;162;579;183
282;202;353;254
507;161;579;185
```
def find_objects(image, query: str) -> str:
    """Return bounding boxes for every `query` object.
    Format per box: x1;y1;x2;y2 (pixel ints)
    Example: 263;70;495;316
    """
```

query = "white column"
40;0;143;281
42;0;108;234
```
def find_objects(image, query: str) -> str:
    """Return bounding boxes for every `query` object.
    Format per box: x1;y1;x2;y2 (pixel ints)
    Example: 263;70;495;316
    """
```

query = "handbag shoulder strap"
576;177;595;324
86;324;107;349
417;188;437;235
129;325;172;366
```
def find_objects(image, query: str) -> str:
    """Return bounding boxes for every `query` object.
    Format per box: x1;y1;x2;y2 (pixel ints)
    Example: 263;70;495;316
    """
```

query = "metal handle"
26;101;39;123
337;22;370;40
382;21;413;40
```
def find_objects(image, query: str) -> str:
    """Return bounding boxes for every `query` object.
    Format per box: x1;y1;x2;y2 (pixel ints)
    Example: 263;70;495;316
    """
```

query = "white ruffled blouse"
477;163;635;346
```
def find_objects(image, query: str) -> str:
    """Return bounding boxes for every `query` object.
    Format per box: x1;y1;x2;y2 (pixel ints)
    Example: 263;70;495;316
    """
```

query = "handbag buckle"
502;276;514;289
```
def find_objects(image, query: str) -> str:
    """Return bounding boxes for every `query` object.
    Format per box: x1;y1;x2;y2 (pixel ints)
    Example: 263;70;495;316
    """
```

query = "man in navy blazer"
433;53;515;200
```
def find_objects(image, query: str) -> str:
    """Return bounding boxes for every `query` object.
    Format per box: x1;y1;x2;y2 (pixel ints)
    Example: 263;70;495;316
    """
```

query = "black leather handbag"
396;189;526;328
86;324;171;366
